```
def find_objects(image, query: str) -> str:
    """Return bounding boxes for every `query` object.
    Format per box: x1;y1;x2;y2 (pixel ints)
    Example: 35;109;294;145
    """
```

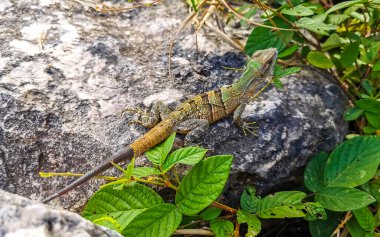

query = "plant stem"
212;201;237;213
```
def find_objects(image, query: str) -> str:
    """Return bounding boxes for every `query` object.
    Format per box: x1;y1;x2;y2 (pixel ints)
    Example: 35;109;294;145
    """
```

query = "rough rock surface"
0;189;122;237
0;0;347;213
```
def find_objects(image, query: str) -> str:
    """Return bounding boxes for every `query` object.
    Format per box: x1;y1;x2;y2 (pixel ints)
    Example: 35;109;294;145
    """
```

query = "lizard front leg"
176;119;209;146
233;102;258;136
124;101;172;128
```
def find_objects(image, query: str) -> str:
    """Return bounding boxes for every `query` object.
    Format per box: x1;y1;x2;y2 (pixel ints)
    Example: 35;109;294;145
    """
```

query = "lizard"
42;48;278;203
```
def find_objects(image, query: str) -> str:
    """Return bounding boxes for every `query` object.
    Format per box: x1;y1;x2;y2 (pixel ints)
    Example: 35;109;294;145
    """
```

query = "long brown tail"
41;146;134;203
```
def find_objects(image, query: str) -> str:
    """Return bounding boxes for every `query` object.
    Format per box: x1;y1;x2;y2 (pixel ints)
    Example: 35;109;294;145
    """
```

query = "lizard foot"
241;121;258;136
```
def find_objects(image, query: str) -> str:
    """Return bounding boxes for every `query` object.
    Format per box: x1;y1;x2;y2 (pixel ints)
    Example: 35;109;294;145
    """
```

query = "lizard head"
238;48;278;95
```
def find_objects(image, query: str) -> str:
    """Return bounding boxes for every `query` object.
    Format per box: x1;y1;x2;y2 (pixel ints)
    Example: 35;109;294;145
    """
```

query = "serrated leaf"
146;132;176;165
245;17;293;56
355;99;380;113
309;211;342;237
352;206;375;231
210;219;234;237
121;203;182;237
295;18;337;35
325;0;367;14
304;152;329;192
344;107;364;121
365;112;380;128
161;147;207;173
200;207;222;221
281;4;316;16
307;51;334;68
324;136;380;188
132;167;161;178
340;42;359;67
93;216;121;232
321;33;342;51
315;187;375;211
346;216;373;237
277;45;299;58
257;201;325;220
256;191;313;218
175;155;233;215
240;186;260;212
237;210;261;237
83;184;163;230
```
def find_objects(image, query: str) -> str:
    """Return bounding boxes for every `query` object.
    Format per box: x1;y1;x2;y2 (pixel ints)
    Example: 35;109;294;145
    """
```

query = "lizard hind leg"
233;102;259;136
176;119;209;146
123;101;172;128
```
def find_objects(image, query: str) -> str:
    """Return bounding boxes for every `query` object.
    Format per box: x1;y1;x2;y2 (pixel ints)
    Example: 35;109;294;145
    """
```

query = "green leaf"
161;147;207;173
124;157;135;179
309;211;342;237
132;167;161;178
327;14;350;24
93;216;121;233
344;107;364;121
363;80;373;96
121;203;182;237
321;33;342;51
255;191;325;219
346;216;373;237
277;45;299;58
355;99;380;113
315;187;375;211
352;206;375;231
200;207;222;221
146;132;176;165
245;17;293;56
295;18;337;36
175;155;233;215
240;186;260;212
210;219;234;237
363;126;378;134
257;201;325;220
82;184;163;230
281;4;316;16
325;0;367;14
361;182;380;201
237;210;261;237
307;51;334;68
304;152;329;192
365;112;380;128
373;61;380;71
340;42;359;67
324;136;380;188
362;39;380;64
273;65;301;79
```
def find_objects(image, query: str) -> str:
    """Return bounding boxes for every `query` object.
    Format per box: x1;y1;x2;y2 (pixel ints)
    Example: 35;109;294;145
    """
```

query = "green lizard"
42;48;278;203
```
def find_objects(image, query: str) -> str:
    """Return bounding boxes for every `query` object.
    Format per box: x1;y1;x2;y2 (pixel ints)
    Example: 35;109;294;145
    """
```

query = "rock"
0;0;347;212
0;189;122;237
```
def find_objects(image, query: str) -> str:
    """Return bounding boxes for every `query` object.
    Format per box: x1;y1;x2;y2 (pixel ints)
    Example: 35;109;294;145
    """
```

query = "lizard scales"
42;48;277;203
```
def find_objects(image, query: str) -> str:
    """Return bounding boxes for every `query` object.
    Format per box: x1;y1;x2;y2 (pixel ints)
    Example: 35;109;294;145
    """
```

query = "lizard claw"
241;121;258;136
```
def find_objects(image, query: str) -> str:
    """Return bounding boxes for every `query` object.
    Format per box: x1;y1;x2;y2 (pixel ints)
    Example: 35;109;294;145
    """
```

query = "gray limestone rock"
0;189;122;237
0;0;347;213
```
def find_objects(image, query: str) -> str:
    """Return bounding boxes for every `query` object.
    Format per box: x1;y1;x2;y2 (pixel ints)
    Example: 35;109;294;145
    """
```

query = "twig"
173;229;215;235
204;21;244;51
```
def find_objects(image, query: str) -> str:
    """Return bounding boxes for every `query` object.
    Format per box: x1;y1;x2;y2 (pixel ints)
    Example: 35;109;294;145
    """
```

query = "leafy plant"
82;133;326;236
304;135;380;236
